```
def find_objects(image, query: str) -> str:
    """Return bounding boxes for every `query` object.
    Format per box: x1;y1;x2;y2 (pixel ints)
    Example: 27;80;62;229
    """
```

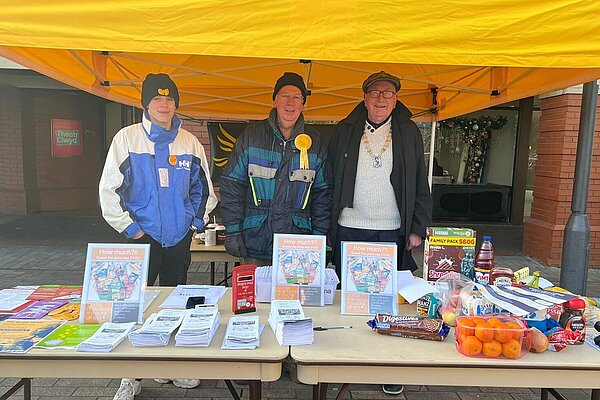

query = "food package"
423;227;476;283
436;272;471;326
367;314;450;341
455;314;530;359
457;283;495;316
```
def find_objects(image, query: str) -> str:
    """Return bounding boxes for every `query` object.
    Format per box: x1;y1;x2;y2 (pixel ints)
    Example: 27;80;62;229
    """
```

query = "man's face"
273;85;304;137
147;96;176;129
364;81;397;124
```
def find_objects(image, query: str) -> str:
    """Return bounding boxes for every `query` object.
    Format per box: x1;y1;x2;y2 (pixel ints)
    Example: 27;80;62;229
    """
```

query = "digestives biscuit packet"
367;314;450;341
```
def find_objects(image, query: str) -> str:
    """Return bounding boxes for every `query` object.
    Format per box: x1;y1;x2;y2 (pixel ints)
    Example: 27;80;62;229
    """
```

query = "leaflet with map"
341;242;398;315
80;243;150;324
271;234;326;306
0;319;65;353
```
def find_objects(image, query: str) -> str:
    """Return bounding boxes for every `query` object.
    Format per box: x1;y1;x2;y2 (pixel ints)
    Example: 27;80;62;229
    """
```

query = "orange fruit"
494;323;513;343
505;321;524;341
461;335;483;356
456;318;476;338
482;339;503;358
474;321;495;343
502;339;522;359
470;316;485;325
487;317;503;328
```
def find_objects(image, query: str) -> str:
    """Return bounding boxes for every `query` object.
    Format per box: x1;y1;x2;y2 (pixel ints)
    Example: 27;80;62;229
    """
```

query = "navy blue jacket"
220;109;332;260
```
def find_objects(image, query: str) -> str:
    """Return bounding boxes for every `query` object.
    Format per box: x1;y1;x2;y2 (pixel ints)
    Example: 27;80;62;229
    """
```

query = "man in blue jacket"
99;73;217;399
220;72;332;266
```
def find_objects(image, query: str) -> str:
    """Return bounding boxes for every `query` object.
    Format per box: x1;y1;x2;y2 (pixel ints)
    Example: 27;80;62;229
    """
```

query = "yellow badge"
158;88;170;96
169;155;177;166
295;134;312;170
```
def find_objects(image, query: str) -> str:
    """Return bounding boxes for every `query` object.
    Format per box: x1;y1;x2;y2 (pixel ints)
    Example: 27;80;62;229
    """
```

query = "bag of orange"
455;314;530;359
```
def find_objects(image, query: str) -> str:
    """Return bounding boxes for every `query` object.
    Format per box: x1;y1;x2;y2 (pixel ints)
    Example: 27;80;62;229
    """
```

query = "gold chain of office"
362;129;392;168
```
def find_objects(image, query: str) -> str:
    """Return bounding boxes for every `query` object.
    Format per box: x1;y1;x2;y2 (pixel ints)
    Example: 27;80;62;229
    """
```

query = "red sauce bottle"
489;266;514;286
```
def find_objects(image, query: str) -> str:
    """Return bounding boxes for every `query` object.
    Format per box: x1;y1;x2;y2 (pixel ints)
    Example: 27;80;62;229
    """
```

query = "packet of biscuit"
367;314;449;341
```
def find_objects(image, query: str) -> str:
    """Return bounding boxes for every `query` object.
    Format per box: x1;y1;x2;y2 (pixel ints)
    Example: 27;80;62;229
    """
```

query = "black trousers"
133;229;193;286
333;225;405;278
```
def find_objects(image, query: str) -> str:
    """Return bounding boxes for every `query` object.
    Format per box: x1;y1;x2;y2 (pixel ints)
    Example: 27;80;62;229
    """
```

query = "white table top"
0;288;287;381
292;292;600;388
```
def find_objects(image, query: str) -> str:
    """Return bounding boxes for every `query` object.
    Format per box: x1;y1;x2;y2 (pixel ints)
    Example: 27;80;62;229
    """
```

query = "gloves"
224;232;247;258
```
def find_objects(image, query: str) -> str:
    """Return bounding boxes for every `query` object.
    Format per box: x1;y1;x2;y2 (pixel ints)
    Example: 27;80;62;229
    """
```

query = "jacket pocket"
292;215;312;233
248;164;277;179
242;214;268;230
289;169;316;209
288;169;315;183
242;213;271;256
248;164;277;206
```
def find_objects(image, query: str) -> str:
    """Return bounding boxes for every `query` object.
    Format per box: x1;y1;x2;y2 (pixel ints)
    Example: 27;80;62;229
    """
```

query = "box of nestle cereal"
423;227;476;283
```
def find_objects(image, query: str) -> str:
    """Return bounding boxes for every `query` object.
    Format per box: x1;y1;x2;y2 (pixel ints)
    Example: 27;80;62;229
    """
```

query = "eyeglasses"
367;90;397;99
278;93;304;103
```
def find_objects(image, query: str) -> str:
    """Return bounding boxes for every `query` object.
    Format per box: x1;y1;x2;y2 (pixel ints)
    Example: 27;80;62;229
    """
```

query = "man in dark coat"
220;72;332;265
329;71;432;395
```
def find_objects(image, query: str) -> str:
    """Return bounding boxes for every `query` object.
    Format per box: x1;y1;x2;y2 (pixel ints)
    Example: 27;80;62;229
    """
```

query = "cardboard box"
423;227;476;283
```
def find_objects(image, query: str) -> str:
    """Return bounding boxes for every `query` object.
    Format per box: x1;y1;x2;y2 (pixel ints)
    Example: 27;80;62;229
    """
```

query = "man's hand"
224;232;247;258
406;233;422;251
132;230;145;240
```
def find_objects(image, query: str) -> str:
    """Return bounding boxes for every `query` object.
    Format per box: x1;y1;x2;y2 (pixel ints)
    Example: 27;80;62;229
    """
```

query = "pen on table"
313;325;353;331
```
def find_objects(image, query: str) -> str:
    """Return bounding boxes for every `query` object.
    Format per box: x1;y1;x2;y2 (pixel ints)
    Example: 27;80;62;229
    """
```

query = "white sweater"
338;119;401;230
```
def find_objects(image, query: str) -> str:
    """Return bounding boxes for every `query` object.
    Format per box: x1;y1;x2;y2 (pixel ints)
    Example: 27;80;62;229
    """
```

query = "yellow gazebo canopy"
2;0;600;121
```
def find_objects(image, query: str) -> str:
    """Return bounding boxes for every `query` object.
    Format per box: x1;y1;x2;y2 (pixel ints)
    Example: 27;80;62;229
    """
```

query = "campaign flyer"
341;242;398;315
271;234;326;306
80;243;150;324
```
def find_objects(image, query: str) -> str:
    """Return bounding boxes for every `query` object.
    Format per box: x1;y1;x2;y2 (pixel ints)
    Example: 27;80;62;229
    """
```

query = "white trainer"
154;379;171;384
113;378;142;400
172;379;200;389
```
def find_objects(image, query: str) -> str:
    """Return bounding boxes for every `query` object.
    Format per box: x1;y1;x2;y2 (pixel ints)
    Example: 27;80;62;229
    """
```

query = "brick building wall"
181;119;220;199
23;89;106;214
523;93;600;267
0;88;212;217
0;85;26;214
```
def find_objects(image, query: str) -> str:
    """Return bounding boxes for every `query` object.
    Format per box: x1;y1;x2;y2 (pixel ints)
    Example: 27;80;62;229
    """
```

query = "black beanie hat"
141;73;180;109
272;72;307;104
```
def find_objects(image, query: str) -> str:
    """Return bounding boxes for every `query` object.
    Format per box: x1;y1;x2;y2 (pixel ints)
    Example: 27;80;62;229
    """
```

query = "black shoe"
382;385;404;395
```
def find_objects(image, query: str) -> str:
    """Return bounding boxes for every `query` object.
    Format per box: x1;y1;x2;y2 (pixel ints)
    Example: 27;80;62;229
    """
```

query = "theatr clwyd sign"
51;119;83;157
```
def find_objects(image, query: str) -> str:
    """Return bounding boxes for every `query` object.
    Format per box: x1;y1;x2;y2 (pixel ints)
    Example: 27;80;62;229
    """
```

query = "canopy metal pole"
428;114;437;189
560;80;599;295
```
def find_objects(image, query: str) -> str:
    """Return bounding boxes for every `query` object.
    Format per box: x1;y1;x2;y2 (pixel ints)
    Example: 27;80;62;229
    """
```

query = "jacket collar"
267;108;306;143
142;111;181;144
340;100;413;128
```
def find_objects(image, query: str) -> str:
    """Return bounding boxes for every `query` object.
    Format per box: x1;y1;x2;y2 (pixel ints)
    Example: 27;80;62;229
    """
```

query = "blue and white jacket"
99;112;217;248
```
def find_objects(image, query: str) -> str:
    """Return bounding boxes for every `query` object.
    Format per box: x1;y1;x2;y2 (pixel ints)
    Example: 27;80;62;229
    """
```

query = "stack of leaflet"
221;315;261;350
268;300;313;346
0;288;37;314
77;322;135;353
255;266;272;302
128;309;186;347
174;305;220;347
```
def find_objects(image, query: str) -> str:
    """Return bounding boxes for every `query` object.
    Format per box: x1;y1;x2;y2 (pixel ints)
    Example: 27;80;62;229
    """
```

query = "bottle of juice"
474;236;494;285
